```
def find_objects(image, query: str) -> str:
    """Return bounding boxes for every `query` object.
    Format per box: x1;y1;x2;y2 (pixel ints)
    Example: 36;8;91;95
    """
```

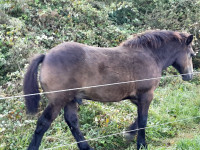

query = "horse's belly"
82;85;134;102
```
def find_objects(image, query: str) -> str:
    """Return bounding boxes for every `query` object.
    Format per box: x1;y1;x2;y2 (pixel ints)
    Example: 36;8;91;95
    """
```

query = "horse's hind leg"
124;118;138;142
28;104;62;150
64;100;93;150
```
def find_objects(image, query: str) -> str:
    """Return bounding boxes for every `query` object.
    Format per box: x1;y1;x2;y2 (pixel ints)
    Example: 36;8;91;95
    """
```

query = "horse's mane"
121;30;189;49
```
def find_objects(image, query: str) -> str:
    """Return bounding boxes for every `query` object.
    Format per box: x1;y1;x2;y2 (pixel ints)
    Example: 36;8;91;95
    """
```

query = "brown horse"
23;30;194;150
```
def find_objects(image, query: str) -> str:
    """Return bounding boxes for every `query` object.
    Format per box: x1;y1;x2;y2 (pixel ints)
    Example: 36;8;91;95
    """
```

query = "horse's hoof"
137;143;147;150
123;132;135;142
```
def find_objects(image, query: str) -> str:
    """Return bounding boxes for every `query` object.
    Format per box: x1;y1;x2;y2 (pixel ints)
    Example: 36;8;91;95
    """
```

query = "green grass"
175;135;200;150
0;75;200;150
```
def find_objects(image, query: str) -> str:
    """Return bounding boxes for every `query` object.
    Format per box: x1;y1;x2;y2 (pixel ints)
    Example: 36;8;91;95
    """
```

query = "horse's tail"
23;54;45;114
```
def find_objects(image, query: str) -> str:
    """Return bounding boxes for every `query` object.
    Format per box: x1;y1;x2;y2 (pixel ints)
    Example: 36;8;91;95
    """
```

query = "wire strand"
0;72;199;100
44;115;200;150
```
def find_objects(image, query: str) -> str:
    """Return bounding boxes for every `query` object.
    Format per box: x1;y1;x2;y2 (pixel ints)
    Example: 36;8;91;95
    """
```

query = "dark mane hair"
121;30;189;49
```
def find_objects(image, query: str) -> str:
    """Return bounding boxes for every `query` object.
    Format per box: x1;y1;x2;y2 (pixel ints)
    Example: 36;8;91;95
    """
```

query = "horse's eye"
190;53;196;58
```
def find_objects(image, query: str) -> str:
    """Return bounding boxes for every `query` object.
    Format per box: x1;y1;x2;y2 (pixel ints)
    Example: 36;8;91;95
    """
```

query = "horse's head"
172;35;195;81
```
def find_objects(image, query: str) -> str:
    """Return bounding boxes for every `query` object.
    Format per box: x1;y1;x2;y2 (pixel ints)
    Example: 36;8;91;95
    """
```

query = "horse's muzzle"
182;73;193;81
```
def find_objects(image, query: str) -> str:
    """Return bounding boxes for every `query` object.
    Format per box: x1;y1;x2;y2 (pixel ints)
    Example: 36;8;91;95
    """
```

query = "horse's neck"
153;44;178;71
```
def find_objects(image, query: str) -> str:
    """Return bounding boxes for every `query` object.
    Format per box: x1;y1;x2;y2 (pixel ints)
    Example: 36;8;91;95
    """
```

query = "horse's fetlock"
78;142;92;150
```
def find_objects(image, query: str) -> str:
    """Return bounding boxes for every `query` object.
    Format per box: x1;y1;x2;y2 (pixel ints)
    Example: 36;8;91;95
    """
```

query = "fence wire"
44;115;200;150
0;72;200;100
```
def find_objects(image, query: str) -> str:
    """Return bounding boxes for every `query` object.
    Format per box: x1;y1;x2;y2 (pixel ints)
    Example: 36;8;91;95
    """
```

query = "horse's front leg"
137;91;153;150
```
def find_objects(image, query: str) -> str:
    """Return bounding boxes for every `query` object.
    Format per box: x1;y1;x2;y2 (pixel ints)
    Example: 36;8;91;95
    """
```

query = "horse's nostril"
182;74;193;81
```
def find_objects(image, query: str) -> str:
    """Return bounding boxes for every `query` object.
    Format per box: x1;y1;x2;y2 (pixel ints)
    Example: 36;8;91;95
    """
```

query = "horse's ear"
186;35;193;45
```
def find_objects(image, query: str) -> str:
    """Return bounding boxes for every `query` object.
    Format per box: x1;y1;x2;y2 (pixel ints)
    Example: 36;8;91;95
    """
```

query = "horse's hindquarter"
40;42;89;102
